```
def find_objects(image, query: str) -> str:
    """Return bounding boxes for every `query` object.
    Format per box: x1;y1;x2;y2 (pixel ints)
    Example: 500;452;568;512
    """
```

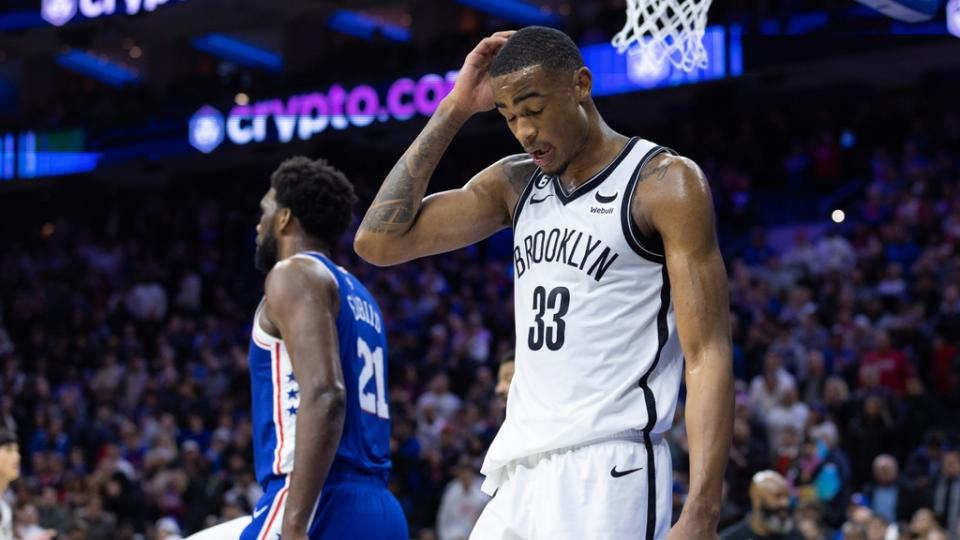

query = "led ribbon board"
189;72;459;154
42;0;187;27
189;26;741;154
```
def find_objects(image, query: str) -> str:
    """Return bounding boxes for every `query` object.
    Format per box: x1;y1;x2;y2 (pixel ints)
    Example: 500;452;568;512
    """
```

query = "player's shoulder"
474;153;538;197
634;152;710;207
265;255;339;303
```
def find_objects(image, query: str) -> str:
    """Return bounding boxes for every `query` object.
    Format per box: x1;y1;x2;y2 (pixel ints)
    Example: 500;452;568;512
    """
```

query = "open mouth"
528;146;554;168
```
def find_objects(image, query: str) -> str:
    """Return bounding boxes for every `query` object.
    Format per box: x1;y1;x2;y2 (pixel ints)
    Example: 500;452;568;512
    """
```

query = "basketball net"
611;0;714;73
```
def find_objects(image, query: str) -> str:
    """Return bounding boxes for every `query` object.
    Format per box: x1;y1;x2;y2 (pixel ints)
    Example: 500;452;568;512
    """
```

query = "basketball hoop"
611;0;713;73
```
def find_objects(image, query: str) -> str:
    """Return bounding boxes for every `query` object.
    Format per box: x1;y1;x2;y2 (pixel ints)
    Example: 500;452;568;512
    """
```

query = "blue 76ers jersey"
248;251;392;487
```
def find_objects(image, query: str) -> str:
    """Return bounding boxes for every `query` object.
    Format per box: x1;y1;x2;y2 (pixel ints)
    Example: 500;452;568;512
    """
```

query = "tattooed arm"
354;31;536;266
354;130;535;265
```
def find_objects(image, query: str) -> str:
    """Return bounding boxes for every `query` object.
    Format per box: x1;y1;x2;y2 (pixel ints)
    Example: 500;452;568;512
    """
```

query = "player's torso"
248;252;392;486
507;137;684;441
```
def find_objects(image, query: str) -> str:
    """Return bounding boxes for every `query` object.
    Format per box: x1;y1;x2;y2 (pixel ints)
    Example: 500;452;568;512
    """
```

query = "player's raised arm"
264;258;346;540
640;155;734;540
354;32;535;266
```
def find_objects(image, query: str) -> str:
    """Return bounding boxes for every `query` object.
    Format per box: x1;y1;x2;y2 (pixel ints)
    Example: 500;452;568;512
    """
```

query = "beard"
254;232;279;274
761;509;795;535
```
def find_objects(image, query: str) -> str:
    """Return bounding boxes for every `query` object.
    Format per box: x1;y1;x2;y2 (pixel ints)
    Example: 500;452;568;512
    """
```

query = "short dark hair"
0;429;16;447
270;157;357;247
490;26;584;78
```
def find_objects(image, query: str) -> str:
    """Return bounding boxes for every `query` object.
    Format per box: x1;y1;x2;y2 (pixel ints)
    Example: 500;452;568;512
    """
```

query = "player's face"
492;65;591;176
255;189;280;273
0;444;20;483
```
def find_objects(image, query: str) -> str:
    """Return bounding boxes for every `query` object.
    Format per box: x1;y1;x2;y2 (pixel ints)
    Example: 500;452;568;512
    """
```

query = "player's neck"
557;118;629;189
0;478;10;493
280;237;331;260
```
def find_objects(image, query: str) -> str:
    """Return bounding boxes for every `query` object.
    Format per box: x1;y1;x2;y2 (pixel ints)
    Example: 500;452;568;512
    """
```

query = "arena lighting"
583;25;740;96
188;106;226;155
853;0;939;21
0;130;100;179
948;0;960;37
56;50;141;87
192;34;284;73
327;10;411;43
832;209;846;224
41;0;187;27
455;0;562;26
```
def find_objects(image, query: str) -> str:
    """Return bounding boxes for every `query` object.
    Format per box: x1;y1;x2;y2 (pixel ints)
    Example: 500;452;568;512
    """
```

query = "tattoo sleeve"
499;155;538;225
359;105;468;235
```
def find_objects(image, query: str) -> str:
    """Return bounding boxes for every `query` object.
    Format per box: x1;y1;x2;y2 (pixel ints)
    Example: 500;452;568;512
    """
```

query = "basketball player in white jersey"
355;27;733;539
0;430;19;540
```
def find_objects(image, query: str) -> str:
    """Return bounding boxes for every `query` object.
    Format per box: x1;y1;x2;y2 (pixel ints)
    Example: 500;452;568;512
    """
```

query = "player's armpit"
354;154;536;266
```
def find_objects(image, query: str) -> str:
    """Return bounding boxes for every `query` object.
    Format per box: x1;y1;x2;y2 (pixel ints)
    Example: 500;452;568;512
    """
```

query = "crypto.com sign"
189;71;458;154
42;0;185;27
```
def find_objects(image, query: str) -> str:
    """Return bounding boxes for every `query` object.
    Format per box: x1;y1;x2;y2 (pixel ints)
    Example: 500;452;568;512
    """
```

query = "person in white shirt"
0;430;17;540
417;374;462;421
437;459;490;540
748;352;797;418
763;387;810;452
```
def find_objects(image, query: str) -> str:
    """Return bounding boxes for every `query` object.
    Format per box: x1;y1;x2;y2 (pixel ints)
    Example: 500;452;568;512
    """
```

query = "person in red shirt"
859;331;913;395
931;333;958;398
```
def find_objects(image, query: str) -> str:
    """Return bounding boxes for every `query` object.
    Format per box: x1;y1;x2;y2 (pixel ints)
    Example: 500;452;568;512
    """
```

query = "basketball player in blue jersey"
356;27;734;539
187;157;406;540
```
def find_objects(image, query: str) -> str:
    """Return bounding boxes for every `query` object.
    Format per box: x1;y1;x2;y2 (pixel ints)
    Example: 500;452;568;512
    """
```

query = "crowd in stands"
0;81;959;540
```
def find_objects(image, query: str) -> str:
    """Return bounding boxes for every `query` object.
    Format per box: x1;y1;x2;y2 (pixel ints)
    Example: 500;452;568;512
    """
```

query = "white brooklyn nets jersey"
481;137;684;493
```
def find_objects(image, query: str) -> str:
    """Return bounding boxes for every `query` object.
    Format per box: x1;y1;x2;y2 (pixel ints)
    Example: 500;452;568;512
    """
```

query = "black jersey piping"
639;264;672;434
643;430;657;540
640;265;671;538
511;166;543;230
620;146;677;264
551;137;640;205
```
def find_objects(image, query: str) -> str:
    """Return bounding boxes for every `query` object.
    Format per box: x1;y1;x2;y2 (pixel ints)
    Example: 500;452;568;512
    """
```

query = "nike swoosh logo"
595;192;618;204
252;504;269;519
530;194;554;204
610;466;643;478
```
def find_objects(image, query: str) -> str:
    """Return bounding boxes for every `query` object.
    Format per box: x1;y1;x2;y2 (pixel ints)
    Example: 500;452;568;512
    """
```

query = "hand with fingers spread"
446;31;515;116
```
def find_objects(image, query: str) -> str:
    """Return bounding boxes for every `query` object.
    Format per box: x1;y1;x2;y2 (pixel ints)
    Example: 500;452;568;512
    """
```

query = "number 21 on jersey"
358;337;389;419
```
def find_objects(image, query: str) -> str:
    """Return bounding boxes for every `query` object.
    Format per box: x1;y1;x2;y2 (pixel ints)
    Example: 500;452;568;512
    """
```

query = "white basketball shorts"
470;432;672;540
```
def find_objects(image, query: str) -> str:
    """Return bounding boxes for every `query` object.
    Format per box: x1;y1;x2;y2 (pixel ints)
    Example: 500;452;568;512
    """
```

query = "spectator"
36;486;70;533
930;450;960;535
418;374;462;422
720;470;804;539
859;331;913;396
436;458;490;540
846;395;898;486
726;418;770;514
749;352;797;417
494;354;515;400
75;496;117;540
907;508;942;539
14;504;56;540
863;454;917;524
156;516;183;540
764;386;810;455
